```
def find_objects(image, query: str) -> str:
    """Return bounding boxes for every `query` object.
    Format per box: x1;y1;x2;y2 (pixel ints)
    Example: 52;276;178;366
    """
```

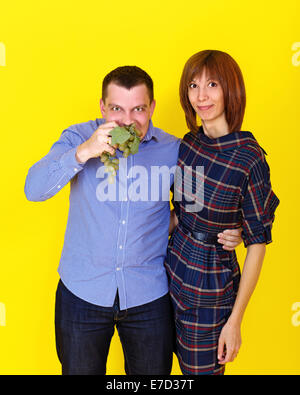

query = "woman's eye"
189;83;197;89
208;81;217;88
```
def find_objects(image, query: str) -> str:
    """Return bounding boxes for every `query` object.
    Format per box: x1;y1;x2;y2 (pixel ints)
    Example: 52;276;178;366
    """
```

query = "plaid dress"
165;127;279;375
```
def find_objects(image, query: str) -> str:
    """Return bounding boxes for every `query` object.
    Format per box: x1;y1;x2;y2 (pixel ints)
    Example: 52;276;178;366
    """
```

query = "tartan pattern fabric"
165;127;279;375
172;304;231;375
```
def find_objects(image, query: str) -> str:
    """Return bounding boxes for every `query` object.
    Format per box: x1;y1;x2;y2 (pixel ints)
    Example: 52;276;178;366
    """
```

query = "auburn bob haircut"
179;50;246;134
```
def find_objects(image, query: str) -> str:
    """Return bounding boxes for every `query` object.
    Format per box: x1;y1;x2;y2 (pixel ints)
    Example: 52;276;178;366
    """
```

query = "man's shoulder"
153;126;181;145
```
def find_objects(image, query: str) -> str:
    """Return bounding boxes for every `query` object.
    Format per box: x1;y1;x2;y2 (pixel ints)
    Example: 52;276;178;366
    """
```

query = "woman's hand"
217;320;242;365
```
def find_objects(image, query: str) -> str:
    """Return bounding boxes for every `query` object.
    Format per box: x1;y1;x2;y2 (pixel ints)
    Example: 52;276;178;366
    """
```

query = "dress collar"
196;126;264;153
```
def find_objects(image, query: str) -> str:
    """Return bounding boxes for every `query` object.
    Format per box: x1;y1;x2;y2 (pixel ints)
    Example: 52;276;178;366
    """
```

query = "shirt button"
119;245;123;249
57;185;61;189
74;168;78;172
122;220;126;225
116;267;121;271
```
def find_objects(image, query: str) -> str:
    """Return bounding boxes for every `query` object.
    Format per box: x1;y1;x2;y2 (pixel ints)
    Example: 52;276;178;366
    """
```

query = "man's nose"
119;113;134;127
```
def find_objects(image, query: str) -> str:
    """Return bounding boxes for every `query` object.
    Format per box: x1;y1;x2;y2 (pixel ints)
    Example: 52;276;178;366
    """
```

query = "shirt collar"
196;126;264;153
141;120;159;143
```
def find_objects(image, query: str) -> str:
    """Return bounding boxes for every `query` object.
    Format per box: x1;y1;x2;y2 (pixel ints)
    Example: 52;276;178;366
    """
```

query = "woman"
166;50;279;375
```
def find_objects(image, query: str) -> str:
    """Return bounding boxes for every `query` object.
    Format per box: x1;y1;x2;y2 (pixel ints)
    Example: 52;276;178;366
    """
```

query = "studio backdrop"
0;0;299;374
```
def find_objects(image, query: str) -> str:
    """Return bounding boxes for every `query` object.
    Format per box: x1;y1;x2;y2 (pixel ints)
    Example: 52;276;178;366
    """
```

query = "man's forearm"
24;130;85;202
75;142;91;164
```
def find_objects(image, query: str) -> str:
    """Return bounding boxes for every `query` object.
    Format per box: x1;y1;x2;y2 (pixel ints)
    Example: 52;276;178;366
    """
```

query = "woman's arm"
169;209;178;235
217;243;266;364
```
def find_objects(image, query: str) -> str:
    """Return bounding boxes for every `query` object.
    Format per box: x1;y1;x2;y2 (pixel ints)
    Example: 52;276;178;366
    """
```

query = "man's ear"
100;98;106;117
150;99;156;118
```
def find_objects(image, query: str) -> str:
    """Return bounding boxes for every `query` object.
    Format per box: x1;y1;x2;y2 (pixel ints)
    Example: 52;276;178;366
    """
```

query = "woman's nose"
197;88;209;101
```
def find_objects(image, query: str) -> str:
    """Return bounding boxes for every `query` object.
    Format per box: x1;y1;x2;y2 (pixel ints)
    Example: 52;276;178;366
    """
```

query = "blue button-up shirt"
25;119;180;309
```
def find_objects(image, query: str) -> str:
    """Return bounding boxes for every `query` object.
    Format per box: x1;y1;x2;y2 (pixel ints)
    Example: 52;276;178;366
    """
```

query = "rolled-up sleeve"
241;156;280;247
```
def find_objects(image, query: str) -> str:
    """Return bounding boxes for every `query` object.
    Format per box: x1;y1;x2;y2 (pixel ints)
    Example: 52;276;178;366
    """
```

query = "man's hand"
217;228;242;251
75;121;118;164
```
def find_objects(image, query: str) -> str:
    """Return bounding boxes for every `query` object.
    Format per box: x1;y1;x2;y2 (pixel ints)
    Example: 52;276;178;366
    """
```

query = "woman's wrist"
227;311;243;327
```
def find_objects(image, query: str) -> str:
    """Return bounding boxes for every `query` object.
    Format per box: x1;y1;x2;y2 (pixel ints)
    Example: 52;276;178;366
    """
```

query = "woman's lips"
197;105;214;111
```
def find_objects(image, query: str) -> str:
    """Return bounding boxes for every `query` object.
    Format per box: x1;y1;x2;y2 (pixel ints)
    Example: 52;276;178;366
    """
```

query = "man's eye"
135;107;144;112
112;106;120;111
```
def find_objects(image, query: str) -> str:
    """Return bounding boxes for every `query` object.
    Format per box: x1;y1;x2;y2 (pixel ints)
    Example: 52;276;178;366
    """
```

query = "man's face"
100;83;156;140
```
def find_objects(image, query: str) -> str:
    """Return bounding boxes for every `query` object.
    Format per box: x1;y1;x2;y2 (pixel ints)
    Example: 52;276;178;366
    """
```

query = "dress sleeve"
240;154;280;247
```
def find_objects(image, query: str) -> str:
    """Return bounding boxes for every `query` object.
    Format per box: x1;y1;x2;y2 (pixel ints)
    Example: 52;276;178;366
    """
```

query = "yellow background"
0;0;299;375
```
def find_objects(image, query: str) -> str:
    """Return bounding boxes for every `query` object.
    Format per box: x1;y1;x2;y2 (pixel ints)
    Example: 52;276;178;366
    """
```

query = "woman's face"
188;68;226;126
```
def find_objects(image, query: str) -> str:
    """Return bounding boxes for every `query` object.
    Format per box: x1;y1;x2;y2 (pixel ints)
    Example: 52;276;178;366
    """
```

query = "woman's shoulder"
181;130;195;141
235;132;269;171
178;130;198;151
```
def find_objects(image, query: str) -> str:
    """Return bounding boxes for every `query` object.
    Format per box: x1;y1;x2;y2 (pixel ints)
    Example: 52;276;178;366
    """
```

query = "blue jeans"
55;280;174;375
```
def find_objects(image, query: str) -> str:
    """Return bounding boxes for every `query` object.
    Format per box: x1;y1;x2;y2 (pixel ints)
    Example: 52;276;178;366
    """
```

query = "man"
24;66;241;375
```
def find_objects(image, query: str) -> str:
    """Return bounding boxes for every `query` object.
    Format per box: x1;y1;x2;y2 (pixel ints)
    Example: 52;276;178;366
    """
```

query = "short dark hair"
102;66;154;103
179;50;246;133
